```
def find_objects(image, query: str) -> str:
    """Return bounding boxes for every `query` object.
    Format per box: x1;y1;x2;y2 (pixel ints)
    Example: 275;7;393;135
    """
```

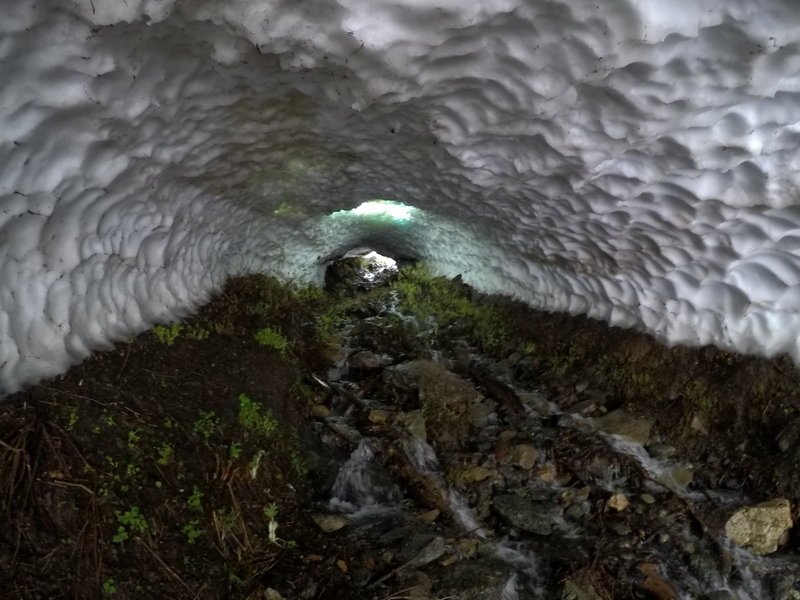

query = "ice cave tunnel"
3;0;800;394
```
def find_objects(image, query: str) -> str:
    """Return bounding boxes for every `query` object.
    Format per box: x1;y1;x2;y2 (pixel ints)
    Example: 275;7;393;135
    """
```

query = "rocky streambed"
299;273;800;599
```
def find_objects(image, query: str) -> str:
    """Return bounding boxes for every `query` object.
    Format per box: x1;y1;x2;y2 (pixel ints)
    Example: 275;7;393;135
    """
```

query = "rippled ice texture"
2;0;800;392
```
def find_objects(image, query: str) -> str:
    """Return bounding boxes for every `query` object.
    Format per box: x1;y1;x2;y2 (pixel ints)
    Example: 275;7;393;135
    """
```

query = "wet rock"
395;569;435;600
517;391;555;416
492;494;553;535
407;536;446;568
468;402;495;429
656;466;694;490
499;429;517;441
689;413;709;435
607;493;630;512
394;360;485;452
385;443;450;513
537;464;556;482
461;466;494;482
702;592;737;600
382;529;438;563
467;365;525;415
326;341;347;359
452;537;480;560
777;418;800;452
507;444;539;469
724;498;793;555
312;513;349;533
638;562;680;600
596;410;652;445
561;576;604;600
566;398;601;416
401;411;427;440
586;455;611;479
414;509;440;524
434;559;514;600
348;350;384;370
309;404;331;418
556;414;576;428
647;443;677;459
368;409;393;424
610;521;632;536
564;501;590;521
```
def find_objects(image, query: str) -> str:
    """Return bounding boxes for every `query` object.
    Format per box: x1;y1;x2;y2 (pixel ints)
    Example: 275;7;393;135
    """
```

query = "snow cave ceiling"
2;0;800;393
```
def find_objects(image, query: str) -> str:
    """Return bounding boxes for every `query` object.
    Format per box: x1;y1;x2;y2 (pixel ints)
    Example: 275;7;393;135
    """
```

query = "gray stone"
312;513;349;533
561;577;603;600
507;444;539;469
348;350;384;370
596;410;652;445
402;411;427;441
407;536;446;568
492;494;553;535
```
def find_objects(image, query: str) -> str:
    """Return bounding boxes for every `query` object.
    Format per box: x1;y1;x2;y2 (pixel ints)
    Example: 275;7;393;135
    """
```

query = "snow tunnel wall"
3;0;800;393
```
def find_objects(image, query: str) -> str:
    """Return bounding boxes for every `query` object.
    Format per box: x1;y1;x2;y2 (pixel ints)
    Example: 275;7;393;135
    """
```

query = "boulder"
561;576;603;600
492;494;553;535
507;444;539;470
596;410;652;445
348;350;384;370
312;513;349;533
607;493;630;512
724;498;793;555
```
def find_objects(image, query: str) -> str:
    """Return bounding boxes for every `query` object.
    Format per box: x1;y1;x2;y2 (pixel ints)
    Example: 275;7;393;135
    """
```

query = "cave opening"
323;247;412;294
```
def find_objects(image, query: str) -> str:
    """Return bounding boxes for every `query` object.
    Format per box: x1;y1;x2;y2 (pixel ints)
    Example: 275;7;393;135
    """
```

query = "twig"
115;341;133;382
136;538;195;596
41;479;95;496
0;439;23;453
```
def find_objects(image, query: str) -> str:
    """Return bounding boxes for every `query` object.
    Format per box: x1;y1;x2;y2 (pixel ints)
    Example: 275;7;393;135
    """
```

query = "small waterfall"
329;439;401;515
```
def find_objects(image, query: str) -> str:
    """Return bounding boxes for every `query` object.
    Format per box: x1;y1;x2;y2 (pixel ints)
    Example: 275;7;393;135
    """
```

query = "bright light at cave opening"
346;200;416;221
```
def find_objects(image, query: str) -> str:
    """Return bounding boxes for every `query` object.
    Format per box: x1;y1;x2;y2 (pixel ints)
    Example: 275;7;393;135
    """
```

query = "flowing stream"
311;269;800;599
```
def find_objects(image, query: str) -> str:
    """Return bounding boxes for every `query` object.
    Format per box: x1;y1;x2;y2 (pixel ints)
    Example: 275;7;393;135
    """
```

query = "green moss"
112;506;148;543
238;394;278;437
193;410;220;440
153;324;182;345
254;327;290;355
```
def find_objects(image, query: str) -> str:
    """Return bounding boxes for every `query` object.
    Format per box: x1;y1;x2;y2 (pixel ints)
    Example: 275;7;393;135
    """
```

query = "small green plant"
182;519;202;544
113;507;148;543
229;441;242;460
187;486;203;512
156;443;173;466
254;327;290;356
249;449;265;479
264;503;279;543
193;410;220;440
184;325;210;341
153;323;183;345
102;578;116;595
291;451;309;477
66;408;79;431
238;394;278;437
127;429;140;449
